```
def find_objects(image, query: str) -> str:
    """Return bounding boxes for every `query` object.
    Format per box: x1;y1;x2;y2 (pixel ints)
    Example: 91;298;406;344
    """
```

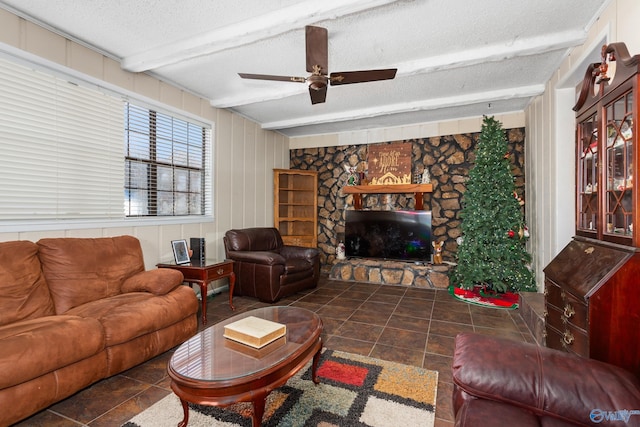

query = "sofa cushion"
121;269;184;295
281;259;314;285
0;241;55;326
284;258;313;274
65;286;198;346
455;399;541;427
0;315;104;388
225;228;283;252
37;236;145;313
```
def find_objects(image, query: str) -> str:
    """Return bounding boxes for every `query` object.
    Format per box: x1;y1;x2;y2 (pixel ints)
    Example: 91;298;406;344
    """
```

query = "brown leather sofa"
223;227;320;303
452;332;640;427
0;236;198;426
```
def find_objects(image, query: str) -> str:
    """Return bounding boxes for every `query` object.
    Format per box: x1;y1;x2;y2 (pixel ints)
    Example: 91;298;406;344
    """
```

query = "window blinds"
125;103;210;217
0;57;125;222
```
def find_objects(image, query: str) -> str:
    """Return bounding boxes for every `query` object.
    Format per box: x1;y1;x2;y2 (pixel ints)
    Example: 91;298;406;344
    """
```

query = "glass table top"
169;306;322;382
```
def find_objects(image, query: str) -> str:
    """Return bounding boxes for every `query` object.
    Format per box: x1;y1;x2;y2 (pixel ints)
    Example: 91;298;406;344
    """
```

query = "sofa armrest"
452;332;640;426
227;250;286;266
121;269;184;295
280;245;319;262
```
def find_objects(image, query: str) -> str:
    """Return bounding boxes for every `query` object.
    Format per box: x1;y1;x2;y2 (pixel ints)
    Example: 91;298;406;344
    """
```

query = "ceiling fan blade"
306;26;328;74
239;73;306;83
309;85;327;104
329;69;397;85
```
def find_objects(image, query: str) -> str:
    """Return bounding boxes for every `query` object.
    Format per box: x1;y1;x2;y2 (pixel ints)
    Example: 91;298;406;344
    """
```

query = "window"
124;103;211;217
0;55;212;230
0;57;124;223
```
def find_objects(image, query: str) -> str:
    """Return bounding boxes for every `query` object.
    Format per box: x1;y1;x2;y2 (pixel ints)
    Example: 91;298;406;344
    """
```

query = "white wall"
525;0;640;290
289;113;525;149
0;9;289;278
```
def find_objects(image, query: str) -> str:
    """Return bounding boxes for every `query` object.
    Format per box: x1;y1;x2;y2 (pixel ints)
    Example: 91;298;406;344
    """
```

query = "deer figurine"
432;240;444;264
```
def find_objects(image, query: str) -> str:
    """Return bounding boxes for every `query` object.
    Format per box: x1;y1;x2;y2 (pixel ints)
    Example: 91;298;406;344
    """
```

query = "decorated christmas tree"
452;116;535;293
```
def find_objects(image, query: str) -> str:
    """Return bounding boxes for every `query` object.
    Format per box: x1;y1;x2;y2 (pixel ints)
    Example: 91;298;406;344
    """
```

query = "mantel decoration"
367;141;411;185
450;116;535;301
343;164;360;185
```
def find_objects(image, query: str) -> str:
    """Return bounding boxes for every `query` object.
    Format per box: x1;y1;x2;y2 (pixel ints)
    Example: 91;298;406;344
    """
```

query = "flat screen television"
345;210;432;262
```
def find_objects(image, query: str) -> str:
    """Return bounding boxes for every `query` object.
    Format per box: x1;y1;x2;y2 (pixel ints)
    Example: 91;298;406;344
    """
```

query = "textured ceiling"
0;0;610;137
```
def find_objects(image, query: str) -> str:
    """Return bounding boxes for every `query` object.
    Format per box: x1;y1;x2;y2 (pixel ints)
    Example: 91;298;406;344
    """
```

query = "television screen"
345;210;432;262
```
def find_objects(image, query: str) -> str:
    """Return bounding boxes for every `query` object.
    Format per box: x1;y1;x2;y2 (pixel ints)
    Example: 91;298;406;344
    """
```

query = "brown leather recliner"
452;332;640;426
223;227;320;303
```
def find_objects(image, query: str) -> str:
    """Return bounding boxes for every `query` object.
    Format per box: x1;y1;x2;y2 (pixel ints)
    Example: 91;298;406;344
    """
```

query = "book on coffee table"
223;316;286;348
224;335;287;358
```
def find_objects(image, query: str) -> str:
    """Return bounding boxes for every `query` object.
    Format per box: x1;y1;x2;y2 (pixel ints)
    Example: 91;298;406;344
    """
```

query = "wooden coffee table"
168;306;323;427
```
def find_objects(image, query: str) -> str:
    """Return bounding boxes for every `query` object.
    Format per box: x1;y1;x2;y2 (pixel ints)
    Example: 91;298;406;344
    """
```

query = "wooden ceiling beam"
121;0;399;72
259;84;545;130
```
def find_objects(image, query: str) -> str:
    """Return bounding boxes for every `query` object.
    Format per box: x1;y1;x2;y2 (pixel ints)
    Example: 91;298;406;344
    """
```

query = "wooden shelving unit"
274;169;318;248
342;183;433;209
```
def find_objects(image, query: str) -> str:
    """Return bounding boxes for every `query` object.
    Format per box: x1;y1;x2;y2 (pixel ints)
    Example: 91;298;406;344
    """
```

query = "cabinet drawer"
208;262;234;279
545;325;566;352
561;293;588;330
545;279;588;331
545;304;564;332
562;322;589;357
545;280;563;308
545;323;589;357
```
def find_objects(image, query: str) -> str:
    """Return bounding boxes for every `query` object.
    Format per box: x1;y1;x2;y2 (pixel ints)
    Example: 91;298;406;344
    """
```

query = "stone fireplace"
289;128;526;287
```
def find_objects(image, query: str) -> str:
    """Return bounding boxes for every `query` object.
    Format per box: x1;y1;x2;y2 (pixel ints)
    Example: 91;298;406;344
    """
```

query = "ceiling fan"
239;25;397;105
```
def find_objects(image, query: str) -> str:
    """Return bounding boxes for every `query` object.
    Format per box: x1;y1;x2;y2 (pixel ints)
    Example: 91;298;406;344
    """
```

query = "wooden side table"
157;259;235;325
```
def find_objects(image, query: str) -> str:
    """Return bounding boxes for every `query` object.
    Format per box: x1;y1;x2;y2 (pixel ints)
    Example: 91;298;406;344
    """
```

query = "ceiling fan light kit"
239;25;397;105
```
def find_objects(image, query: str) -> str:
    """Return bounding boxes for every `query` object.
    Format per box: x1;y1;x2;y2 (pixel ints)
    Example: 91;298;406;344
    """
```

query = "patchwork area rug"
123;349;437;427
449;284;519;309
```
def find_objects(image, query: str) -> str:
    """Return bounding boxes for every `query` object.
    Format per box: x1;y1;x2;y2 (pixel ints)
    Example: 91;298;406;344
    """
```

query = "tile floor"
14;275;536;427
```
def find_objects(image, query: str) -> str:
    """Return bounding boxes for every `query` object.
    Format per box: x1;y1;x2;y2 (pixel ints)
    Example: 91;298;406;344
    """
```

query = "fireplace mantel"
342;183;433;209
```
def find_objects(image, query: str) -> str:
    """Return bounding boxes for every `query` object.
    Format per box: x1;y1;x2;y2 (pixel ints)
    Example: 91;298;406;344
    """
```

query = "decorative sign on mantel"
367;142;411;185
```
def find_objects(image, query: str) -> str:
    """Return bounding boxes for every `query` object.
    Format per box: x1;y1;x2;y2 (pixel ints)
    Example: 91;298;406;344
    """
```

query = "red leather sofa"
0;236;198;426
452;332;640;426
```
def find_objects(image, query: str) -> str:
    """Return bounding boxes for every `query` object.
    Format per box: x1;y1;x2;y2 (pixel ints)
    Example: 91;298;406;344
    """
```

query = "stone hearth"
328;258;451;289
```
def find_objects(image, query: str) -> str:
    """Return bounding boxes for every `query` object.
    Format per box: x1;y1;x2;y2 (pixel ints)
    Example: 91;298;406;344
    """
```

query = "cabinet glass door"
604;91;633;239
577;112;599;234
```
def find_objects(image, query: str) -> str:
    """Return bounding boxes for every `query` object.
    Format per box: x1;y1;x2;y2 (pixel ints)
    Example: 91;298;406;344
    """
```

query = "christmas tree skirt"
448;284;519;309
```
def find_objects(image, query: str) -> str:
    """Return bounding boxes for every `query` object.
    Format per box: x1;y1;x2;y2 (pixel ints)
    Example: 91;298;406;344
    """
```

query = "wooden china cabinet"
544;42;640;376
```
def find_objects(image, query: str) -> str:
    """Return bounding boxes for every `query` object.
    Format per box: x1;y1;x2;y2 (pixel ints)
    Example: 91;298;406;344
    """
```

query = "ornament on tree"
508;230;516;238
513;191;525;206
518;226;530;239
